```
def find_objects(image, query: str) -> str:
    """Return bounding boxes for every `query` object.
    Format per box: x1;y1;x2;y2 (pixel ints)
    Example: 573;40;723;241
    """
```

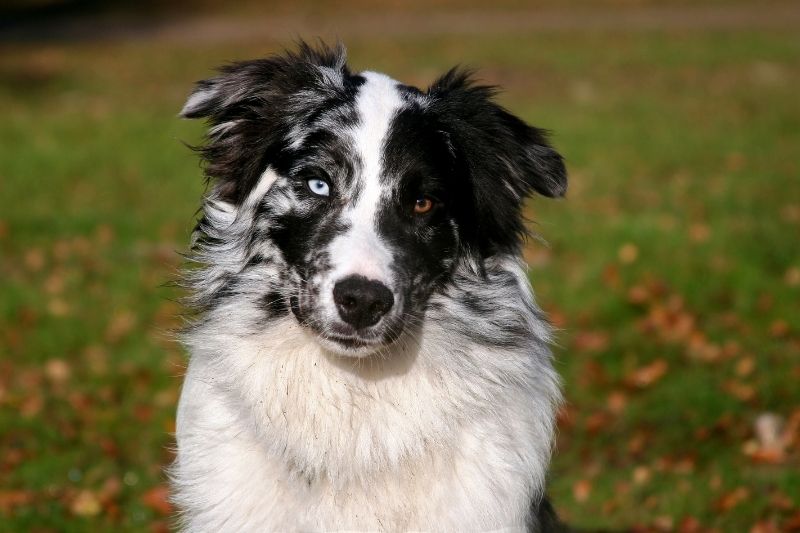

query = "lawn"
1;4;799;531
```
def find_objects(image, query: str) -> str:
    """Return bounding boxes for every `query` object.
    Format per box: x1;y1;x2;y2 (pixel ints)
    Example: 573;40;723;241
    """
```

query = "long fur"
172;41;567;532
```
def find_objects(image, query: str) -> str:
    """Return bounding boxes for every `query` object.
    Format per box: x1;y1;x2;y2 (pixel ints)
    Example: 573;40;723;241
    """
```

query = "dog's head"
182;42;566;357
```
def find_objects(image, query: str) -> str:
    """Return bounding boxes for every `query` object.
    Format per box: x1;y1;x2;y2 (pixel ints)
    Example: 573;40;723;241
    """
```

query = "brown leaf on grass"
768;489;794;511
607;390;627;415
23;248;45;272
735;356;755;377
687;333;723;363
782;204;800;223
142;485;172;515
723;380;757;402
71;490;101;517
94;224;114;245
44;271;66;295
150;520;171;533
585;411;612;435
0;220;7;240
769;320;790;338
573;330;610;353
653;516;674;531
628;431;648;455
678;516;702;532
785;267;800;287
715;487;749;512
105;311;136;343
618;243;638;264
556;405;576;430
0;490;34;513
632;466;651;485
47;298;70;317
45;359;70;384
689;223;711;243
783;512;800;531
572;479;591;503
602;264;620;289
627;284;651;306
624;359;668;389
577;360;609;388
750;521;780;533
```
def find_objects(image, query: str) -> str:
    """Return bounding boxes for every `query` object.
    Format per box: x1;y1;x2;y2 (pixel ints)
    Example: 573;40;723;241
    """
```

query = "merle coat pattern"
172;42;568;532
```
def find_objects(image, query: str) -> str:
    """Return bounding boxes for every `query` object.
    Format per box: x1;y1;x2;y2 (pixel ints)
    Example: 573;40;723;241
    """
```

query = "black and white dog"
173;42;567;532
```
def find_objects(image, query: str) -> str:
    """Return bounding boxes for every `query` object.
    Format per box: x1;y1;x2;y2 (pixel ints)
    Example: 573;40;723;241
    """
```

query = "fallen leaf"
23;248;45;272
142;485;172;515
618;243;639;264
573;479;591;503
625;359;669;389
105;311;136;343
735;356;755;377
633;466;651;485
573;330;610;353
750;520;779;533
678;516;702;532
71;490;101;517
715;487;749;512
607;391;627;414
0;490;34;513
45;359;70;384
689;223;711;242
724;381;756;402
786;267;800;287
770;320;790;338
653;515;674;531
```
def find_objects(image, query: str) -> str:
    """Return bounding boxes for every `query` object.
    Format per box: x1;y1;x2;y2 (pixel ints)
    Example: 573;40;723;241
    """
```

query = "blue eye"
306;178;331;198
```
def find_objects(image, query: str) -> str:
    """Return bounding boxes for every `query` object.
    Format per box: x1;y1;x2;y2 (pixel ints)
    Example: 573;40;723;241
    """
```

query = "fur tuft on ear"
178;40;351;204
180;81;220;118
428;68;568;255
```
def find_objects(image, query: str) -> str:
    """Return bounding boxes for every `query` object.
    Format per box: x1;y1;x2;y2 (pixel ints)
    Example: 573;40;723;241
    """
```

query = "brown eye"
413;197;435;215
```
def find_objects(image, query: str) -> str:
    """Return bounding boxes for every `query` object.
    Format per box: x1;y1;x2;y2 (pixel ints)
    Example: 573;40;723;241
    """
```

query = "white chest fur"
172;263;559;532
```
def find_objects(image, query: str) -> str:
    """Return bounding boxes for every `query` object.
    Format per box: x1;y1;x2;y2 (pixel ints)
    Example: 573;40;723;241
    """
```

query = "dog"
172;41;568;532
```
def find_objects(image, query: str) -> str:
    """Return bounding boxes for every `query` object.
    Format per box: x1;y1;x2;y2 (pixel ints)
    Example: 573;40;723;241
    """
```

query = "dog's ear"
179;41;349;203
428;69;567;256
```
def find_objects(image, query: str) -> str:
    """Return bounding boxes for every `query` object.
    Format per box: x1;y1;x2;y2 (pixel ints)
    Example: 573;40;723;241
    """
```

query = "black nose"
333;275;394;329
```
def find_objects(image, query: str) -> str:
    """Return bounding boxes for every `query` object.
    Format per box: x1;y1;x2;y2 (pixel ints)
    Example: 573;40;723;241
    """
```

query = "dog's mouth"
290;295;400;356
322;334;374;350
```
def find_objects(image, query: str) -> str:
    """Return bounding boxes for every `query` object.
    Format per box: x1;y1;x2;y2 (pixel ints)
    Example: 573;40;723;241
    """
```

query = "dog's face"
182;43;566;356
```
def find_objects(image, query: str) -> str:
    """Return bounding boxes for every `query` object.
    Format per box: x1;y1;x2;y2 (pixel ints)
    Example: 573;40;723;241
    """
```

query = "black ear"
428;68;567;255
179;41;349;203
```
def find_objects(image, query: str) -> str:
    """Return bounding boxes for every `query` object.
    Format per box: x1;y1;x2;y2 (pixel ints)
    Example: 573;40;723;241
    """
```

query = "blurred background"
1;0;799;531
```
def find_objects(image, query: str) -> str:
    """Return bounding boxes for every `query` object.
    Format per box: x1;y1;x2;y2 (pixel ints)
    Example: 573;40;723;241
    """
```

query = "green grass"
1;11;799;531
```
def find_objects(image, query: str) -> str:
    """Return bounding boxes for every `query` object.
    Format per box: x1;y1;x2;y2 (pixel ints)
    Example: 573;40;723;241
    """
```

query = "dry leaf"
769;320;789;338
625;359;669;389
724;381;756;402
607;391;627;414
785;267;800;287
105;311;136;343
618;243;639;264
573;330;610;353
45;359;70;384
71;490;101;517
0;490;34;513
572;479;591;503
735;356;755;377
633;466;651;485
715;487;749;512
142;485;172;515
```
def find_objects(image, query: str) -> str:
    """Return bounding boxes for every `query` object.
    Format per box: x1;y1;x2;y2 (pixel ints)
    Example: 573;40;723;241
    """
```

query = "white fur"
326;72;401;282
318;73;405;329
174;256;559;531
